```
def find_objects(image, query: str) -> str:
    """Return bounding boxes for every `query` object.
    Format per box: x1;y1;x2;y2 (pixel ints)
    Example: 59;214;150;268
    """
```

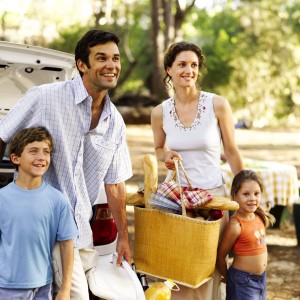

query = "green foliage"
184;8;241;90
46;0;300;126
48;25;91;54
186;0;300;127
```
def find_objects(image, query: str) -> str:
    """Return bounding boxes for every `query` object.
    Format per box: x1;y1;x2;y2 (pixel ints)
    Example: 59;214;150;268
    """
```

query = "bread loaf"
125;154;239;211
126;192;144;206
142;154;158;205
202;196;239;210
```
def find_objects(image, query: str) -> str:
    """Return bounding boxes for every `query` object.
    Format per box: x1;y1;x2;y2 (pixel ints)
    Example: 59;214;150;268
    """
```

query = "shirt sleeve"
56;196;78;241
104;122;133;184
0;87;42;142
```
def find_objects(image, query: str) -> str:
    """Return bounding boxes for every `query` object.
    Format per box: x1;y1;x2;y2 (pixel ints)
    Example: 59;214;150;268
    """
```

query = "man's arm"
0;139;7;161
105;182;131;266
55;240;74;300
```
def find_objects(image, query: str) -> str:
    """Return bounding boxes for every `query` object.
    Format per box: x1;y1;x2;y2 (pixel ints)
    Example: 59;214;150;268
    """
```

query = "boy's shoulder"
0;182;15;195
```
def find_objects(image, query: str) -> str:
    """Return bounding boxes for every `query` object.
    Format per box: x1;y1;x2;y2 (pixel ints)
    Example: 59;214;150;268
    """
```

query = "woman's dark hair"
231;169;275;228
163;41;206;89
75;29;120;77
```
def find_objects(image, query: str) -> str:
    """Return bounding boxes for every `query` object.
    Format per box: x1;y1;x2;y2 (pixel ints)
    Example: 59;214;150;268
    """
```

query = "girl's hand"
164;151;182;170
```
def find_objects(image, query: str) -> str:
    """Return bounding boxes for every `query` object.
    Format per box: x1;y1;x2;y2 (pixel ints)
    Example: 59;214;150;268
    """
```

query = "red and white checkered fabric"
156;180;212;210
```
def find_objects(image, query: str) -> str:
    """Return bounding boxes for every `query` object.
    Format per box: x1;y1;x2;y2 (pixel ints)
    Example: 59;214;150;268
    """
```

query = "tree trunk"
151;0;167;102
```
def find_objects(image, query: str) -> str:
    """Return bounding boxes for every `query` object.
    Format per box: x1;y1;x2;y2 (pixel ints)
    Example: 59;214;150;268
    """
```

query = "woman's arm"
151;104;181;170
213;95;244;175
216;218;241;283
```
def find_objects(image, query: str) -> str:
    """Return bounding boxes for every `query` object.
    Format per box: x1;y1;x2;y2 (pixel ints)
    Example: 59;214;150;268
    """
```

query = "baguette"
126;154;239;211
126;192;144;206
142;154;158;205
202;196;239;210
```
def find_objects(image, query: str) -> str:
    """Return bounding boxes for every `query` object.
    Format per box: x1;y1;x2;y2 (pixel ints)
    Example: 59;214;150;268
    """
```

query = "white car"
0;41;77;187
0;41;144;300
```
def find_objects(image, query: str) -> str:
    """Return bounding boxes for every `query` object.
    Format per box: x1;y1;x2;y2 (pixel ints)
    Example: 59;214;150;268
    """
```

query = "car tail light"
90;204;118;246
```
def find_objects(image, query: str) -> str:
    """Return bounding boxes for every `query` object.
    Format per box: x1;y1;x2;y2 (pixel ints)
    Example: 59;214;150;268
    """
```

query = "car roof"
0;41;77;119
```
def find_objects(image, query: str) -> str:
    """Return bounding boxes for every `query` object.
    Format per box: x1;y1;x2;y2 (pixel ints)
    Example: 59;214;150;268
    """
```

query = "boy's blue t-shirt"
0;181;78;289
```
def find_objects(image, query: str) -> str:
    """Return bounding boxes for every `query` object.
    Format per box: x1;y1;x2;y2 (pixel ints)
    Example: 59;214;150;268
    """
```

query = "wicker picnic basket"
133;155;223;288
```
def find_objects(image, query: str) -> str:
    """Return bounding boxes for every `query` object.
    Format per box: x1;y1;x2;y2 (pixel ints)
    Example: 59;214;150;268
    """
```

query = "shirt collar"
101;93;112;120
73;75;112;119
74;75;89;105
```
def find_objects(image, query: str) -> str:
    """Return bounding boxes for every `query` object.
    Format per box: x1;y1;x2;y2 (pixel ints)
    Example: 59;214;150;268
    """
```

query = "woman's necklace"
170;91;206;130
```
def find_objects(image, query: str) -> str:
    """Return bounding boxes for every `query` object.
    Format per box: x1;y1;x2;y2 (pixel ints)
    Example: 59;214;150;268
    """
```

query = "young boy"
0;127;78;299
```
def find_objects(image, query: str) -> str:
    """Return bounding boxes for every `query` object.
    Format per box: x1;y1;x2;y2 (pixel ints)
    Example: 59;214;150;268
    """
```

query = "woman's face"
167;51;199;89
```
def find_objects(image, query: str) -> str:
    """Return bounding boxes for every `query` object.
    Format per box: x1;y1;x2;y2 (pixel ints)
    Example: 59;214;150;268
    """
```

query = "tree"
186;0;300;126
150;0;196;101
222;0;300;126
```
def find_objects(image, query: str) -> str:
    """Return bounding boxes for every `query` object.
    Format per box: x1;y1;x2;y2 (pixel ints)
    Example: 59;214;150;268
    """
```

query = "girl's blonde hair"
231;169;275;228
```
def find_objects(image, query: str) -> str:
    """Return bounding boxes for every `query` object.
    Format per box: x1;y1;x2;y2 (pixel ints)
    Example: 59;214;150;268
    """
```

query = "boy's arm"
55;239;74;300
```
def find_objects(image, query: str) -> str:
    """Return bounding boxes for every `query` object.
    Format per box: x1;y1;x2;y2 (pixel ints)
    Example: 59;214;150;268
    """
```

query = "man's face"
79;41;121;91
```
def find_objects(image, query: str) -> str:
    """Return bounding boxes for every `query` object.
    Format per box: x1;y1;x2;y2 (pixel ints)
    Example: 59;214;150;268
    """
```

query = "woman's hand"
164;151;182;170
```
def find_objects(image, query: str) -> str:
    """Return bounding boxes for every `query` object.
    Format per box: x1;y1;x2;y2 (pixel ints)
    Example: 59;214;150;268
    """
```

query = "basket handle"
174;159;187;217
176;159;193;188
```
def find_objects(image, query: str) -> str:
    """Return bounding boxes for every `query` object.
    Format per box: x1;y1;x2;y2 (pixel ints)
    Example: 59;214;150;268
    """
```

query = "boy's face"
10;140;51;178
77;41;121;91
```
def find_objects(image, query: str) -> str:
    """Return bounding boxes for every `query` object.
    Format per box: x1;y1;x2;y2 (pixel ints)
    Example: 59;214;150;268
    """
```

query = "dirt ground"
125;125;300;300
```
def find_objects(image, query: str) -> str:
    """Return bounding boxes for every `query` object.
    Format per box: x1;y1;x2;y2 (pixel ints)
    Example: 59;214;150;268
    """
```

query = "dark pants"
226;267;266;300
293;203;300;247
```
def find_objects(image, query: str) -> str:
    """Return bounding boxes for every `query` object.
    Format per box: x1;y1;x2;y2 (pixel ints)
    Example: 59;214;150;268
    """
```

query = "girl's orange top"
231;214;267;256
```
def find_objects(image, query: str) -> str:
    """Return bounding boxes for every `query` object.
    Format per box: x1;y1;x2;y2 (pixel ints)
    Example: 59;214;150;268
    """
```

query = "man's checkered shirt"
0;75;133;248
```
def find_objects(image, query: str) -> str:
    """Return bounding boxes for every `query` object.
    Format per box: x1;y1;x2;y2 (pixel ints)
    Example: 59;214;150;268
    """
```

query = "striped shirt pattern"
0;75;133;248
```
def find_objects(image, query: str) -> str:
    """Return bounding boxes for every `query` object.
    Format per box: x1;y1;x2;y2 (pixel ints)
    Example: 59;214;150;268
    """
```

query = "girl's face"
234;180;262;214
166;51;199;89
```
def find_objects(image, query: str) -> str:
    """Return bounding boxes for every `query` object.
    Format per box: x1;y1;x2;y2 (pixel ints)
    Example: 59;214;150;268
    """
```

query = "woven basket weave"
134;207;220;288
133;158;221;288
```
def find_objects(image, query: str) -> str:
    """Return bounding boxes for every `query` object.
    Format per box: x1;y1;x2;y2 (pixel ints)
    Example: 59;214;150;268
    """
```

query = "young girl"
216;170;275;300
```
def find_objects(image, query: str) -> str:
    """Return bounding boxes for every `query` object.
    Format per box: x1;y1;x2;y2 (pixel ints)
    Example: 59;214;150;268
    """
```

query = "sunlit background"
1;0;299;128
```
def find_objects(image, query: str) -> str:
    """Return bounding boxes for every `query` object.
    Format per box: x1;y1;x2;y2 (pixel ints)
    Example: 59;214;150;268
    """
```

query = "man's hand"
55;288;70;300
116;236;131;266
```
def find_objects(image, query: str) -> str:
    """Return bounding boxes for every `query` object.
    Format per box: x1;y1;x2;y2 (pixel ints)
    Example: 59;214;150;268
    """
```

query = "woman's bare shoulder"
151;103;163;117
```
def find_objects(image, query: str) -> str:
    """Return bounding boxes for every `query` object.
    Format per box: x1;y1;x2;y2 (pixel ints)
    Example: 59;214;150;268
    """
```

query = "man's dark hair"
75;29;120;76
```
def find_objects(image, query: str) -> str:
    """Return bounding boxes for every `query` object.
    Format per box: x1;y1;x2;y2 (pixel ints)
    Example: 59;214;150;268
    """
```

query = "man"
0;29;132;299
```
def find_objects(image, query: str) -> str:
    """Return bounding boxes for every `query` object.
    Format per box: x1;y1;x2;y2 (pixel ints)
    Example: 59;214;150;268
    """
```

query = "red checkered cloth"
156;181;212;210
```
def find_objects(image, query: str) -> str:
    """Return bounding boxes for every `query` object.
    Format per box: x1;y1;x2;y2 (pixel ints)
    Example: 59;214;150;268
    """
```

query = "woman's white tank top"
162;91;223;189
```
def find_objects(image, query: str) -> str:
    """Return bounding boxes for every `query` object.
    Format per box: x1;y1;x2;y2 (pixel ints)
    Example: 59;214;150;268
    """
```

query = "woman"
151;41;244;299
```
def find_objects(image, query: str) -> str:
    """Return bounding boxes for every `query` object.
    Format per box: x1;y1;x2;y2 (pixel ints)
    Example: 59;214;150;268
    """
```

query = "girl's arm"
216;218;241;283
151;104;181;170
213;95;244;175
